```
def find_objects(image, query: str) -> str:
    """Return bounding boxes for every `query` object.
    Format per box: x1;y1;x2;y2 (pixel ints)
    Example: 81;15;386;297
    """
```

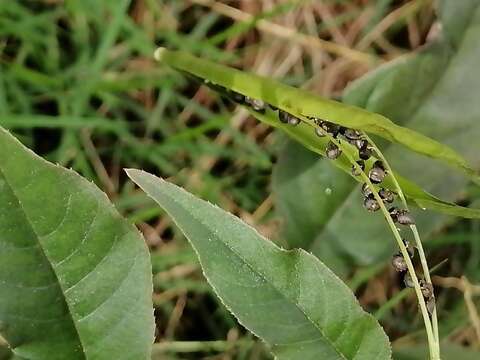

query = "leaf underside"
127;169;392;360
0;127;154;360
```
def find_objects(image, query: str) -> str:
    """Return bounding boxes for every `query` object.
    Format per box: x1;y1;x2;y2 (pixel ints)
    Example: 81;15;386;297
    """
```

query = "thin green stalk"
364;135;440;351
303;120;438;359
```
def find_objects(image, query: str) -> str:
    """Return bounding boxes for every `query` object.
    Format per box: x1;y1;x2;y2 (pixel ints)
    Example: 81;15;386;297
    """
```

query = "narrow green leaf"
154;47;480;184
257;103;480;219
126;169;392;360
0;128;155;359
153;48;480;220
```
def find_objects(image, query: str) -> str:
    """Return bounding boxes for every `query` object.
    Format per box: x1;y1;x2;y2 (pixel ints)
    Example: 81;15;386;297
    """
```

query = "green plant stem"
305;122;438;359
364;135;440;352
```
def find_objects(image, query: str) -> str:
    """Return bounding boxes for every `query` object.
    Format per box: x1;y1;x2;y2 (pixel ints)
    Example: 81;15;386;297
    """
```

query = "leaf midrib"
0;166;87;359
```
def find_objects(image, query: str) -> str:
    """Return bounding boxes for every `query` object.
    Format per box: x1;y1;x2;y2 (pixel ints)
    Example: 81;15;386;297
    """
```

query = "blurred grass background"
1;0;479;359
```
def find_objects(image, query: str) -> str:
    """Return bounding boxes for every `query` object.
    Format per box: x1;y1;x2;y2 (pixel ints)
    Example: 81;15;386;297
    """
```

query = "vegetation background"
1;0;479;359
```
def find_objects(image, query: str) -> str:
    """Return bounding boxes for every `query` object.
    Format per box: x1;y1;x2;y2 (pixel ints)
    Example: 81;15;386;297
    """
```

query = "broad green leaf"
126;169;392;360
273;0;480;267
0;127;155;359
154;47;480;220
154;47;480;184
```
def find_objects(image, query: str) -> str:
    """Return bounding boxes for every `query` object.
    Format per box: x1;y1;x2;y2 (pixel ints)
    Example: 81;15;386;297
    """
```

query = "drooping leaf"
273;0;480;268
154;47;480;220
0;127;155;359
126;169;392;360
154;47;480;184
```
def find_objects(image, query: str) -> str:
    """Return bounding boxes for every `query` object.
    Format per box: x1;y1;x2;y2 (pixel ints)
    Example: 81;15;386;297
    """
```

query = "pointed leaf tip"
128;170;392;360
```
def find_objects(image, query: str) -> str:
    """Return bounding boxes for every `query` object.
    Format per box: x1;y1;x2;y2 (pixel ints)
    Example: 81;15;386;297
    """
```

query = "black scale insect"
391;239;415;273
230;90;246;104
351;160;365;176
226;91;303;128
361;182;396;212
326;141;342;160
398;266;436;315
392;253;407;272
369;160;386;184
358;142;372;160
278;110;301;126
378;188;395;203
245;96;266;113
420;280;434;299
389;207;415;225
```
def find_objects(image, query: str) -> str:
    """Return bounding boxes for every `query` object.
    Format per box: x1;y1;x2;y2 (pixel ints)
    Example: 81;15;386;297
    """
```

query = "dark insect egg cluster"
391;241;435;315
225;92;419;243
226;90;305;128
226;91;428;311
420;279;435;315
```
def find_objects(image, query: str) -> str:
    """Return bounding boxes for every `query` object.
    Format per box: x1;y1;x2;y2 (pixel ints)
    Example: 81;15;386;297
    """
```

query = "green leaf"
126;169;392;360
0;128;154;359
154;47;480;221
154;47;480;185
272;0;480;267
